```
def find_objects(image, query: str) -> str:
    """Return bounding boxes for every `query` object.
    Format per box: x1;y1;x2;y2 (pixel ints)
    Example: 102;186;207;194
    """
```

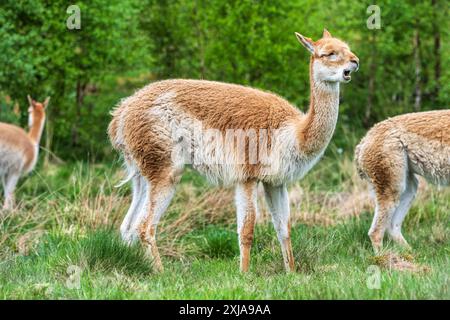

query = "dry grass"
1;156;449;266
0;159;448;299
372;252;431;273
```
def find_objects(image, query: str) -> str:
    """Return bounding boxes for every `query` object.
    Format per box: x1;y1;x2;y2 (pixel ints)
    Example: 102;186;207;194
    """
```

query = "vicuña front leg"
138;178;176;272
235;180;258;272
263;183;295;272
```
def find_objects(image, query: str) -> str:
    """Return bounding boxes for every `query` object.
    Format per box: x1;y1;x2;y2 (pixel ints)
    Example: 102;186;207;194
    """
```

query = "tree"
0;0;149;160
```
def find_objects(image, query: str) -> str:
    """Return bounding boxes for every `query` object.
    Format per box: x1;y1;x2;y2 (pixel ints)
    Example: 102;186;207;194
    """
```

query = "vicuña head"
109;29;358;273
27;95;48;142
0;95;49;211
296;29;359;83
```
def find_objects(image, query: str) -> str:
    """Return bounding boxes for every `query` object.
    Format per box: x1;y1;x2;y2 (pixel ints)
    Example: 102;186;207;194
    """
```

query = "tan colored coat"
0;123;36;175
355;110;450;252
356;110;450;189
0;96;47;210
108;30;359;272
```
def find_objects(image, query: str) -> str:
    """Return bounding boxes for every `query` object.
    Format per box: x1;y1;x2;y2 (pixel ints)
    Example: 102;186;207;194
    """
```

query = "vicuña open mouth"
343;69;351;81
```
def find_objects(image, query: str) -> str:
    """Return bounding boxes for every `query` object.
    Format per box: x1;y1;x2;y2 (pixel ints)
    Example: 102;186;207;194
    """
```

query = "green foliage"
0;0;448;160
143;0;449;123
0;0;149;160
0;97;20;125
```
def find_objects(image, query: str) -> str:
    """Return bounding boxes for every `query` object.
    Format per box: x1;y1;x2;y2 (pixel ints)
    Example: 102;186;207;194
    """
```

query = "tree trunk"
364;33;377;127
72;79;86;146
432;0;441;104
193;1;206;79
44;70;66;166
413;28;421;112
43;116;53;168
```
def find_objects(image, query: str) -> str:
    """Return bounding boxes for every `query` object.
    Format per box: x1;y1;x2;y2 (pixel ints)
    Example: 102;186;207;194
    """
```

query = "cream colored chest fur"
144;91;327;186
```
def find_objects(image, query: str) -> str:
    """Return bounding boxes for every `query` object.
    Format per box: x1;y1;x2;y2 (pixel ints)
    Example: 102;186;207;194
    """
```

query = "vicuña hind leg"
367;146;408;254
235;180;258;272
368;198;399;254
127;179;150;243
2;172;19;210
120;175;147;244
387;174;418;249
137;170;180;272
263;183;295;272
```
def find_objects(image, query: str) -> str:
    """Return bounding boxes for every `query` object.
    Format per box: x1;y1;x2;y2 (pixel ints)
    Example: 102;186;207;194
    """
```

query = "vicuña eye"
320;52;335;58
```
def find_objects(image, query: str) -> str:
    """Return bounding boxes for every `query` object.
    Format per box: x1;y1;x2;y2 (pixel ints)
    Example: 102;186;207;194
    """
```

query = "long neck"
28;114;45;145
297;58;340;155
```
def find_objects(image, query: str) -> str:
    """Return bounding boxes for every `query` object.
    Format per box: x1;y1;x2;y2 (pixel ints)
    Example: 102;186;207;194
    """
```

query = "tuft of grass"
196;226;239;258
6;229;153;276
79;229;153;276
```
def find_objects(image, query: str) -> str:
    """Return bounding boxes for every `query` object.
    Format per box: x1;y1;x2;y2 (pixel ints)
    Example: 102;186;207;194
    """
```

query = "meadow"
0;140;448;299
1;0;448;301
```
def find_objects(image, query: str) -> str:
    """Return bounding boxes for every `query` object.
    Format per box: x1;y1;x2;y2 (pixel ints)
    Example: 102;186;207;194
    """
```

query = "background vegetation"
1;0;448;161
0;0;448;299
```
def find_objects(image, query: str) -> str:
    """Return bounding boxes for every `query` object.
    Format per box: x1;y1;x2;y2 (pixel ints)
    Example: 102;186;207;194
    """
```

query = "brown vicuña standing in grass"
108;29;359;272
0;96;48;210
355;110;450;253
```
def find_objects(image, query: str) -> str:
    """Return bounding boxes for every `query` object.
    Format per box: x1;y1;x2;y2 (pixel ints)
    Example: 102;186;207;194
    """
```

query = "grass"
0;145;449;299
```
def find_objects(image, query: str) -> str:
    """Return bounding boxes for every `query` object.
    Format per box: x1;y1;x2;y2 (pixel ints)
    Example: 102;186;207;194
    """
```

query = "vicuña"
108;29;359;272
356;110;449;253
0;96;49;210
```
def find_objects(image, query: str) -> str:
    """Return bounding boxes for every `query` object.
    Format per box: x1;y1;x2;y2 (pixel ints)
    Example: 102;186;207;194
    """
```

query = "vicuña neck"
297;59;340;155
28;115;45;145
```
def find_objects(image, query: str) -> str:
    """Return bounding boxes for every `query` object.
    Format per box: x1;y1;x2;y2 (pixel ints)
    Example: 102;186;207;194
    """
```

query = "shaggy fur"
0;96;48;210
355;110;450;253
109;29;359;272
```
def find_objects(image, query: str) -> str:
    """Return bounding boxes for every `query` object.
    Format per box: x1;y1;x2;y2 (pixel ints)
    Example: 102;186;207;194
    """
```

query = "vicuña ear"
323;29;332;38
43;97;50;108
295;32;315;54
27;94;34;106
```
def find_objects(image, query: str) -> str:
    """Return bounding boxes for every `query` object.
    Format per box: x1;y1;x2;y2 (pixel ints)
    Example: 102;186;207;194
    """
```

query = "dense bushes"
0;0;448;161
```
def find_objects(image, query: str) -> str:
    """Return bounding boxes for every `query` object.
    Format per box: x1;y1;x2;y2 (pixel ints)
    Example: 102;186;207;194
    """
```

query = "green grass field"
0;146;449;299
